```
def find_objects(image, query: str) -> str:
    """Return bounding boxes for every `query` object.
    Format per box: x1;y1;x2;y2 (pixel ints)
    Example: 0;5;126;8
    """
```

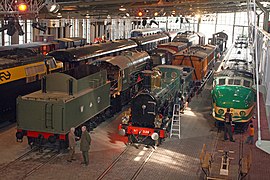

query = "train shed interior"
1;0;270;179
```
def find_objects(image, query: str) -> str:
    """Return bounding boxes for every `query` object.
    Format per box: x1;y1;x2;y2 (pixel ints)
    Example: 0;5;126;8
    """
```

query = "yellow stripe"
213;103;255;122
0;61;63;85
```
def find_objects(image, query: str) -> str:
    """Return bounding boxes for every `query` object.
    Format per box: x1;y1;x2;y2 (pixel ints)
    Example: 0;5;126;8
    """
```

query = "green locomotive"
119;65;194;145
212;35;255;131
212;69;255;126
15;51;150;148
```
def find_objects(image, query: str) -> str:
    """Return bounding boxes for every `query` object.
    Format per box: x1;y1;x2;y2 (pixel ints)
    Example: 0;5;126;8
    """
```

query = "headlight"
218;109;224;115
151;132;159;141
119;129;126;136
240;111;246;117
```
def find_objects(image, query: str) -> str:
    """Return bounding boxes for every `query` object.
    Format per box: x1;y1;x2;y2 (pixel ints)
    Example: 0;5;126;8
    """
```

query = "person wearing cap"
80;126;91;166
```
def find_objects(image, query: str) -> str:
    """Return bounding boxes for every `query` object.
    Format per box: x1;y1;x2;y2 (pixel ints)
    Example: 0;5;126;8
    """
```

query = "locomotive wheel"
27;137;34;149
59;140;69;152
104;108;113;118
128;135;135;144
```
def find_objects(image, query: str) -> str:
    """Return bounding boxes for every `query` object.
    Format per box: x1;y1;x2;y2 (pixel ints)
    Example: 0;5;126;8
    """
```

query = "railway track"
0;147;60;180
97;145;155;180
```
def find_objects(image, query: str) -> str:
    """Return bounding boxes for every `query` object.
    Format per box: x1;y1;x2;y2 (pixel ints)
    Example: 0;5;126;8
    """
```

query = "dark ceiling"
45;0;270;19
1;0;270;19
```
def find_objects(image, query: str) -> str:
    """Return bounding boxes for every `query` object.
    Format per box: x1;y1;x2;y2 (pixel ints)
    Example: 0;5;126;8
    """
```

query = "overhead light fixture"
195;14;201;19
154;12;158;16
119;5;126;11
126;13;130;17
150;20;158;26
261;1;270;7
46;0;60;13
57;12;62;18
138;11;143;17
32;22;47;32
85;13;90;18
18;3;28;12
1;17;25;36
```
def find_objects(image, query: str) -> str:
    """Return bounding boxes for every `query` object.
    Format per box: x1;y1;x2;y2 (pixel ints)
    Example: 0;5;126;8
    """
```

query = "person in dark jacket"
224;108;235;142
67;127;79;162
80;126;91;166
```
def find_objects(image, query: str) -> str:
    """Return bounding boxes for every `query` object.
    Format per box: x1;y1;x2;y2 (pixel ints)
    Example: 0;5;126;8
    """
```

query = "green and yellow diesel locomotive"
212;36;255;130
212;69;255;124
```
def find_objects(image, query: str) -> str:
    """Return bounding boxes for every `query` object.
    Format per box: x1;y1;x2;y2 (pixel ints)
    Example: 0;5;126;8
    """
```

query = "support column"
232;11;236;42
255;0;269;31
214;13;218;33
263;11;269;32
197;16;201;32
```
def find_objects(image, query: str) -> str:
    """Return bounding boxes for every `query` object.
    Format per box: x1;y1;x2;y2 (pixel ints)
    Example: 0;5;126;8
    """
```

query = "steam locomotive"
118;65;194;146
15;51;150;148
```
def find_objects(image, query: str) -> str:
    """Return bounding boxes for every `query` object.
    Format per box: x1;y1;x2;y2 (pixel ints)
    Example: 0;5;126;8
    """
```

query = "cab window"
228;79;233;85
234;79;241;85
218;78;225;85
243;80;250;87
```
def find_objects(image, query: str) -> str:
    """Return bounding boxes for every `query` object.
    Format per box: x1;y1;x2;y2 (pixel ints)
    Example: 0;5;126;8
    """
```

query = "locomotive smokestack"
42;77;46;93
142;70;153;91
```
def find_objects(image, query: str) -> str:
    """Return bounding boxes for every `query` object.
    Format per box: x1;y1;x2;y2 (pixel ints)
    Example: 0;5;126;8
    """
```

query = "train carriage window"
234;79;241;85
228;79;233;85
218;78;226;85
25;64;45;76
243;80;250;87
25;64;45;83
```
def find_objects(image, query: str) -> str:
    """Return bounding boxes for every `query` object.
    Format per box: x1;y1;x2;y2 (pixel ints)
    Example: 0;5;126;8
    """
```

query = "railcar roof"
49;39;137;62
189;44;216;53
93;51;149;69
175;50;208;59
130;33;168;45
158;41;187;48
130;28;162;33
0;42;57;51
156;47;177;54
0;51;45;70
55;37;86;42
156;64;185;72
215;69;253;79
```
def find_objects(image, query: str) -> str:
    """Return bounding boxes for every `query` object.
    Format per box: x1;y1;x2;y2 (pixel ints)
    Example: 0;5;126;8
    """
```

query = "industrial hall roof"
1;0;270;19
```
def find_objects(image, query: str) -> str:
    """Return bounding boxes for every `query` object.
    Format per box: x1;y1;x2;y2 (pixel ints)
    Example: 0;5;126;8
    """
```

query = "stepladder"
170;104;181;139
